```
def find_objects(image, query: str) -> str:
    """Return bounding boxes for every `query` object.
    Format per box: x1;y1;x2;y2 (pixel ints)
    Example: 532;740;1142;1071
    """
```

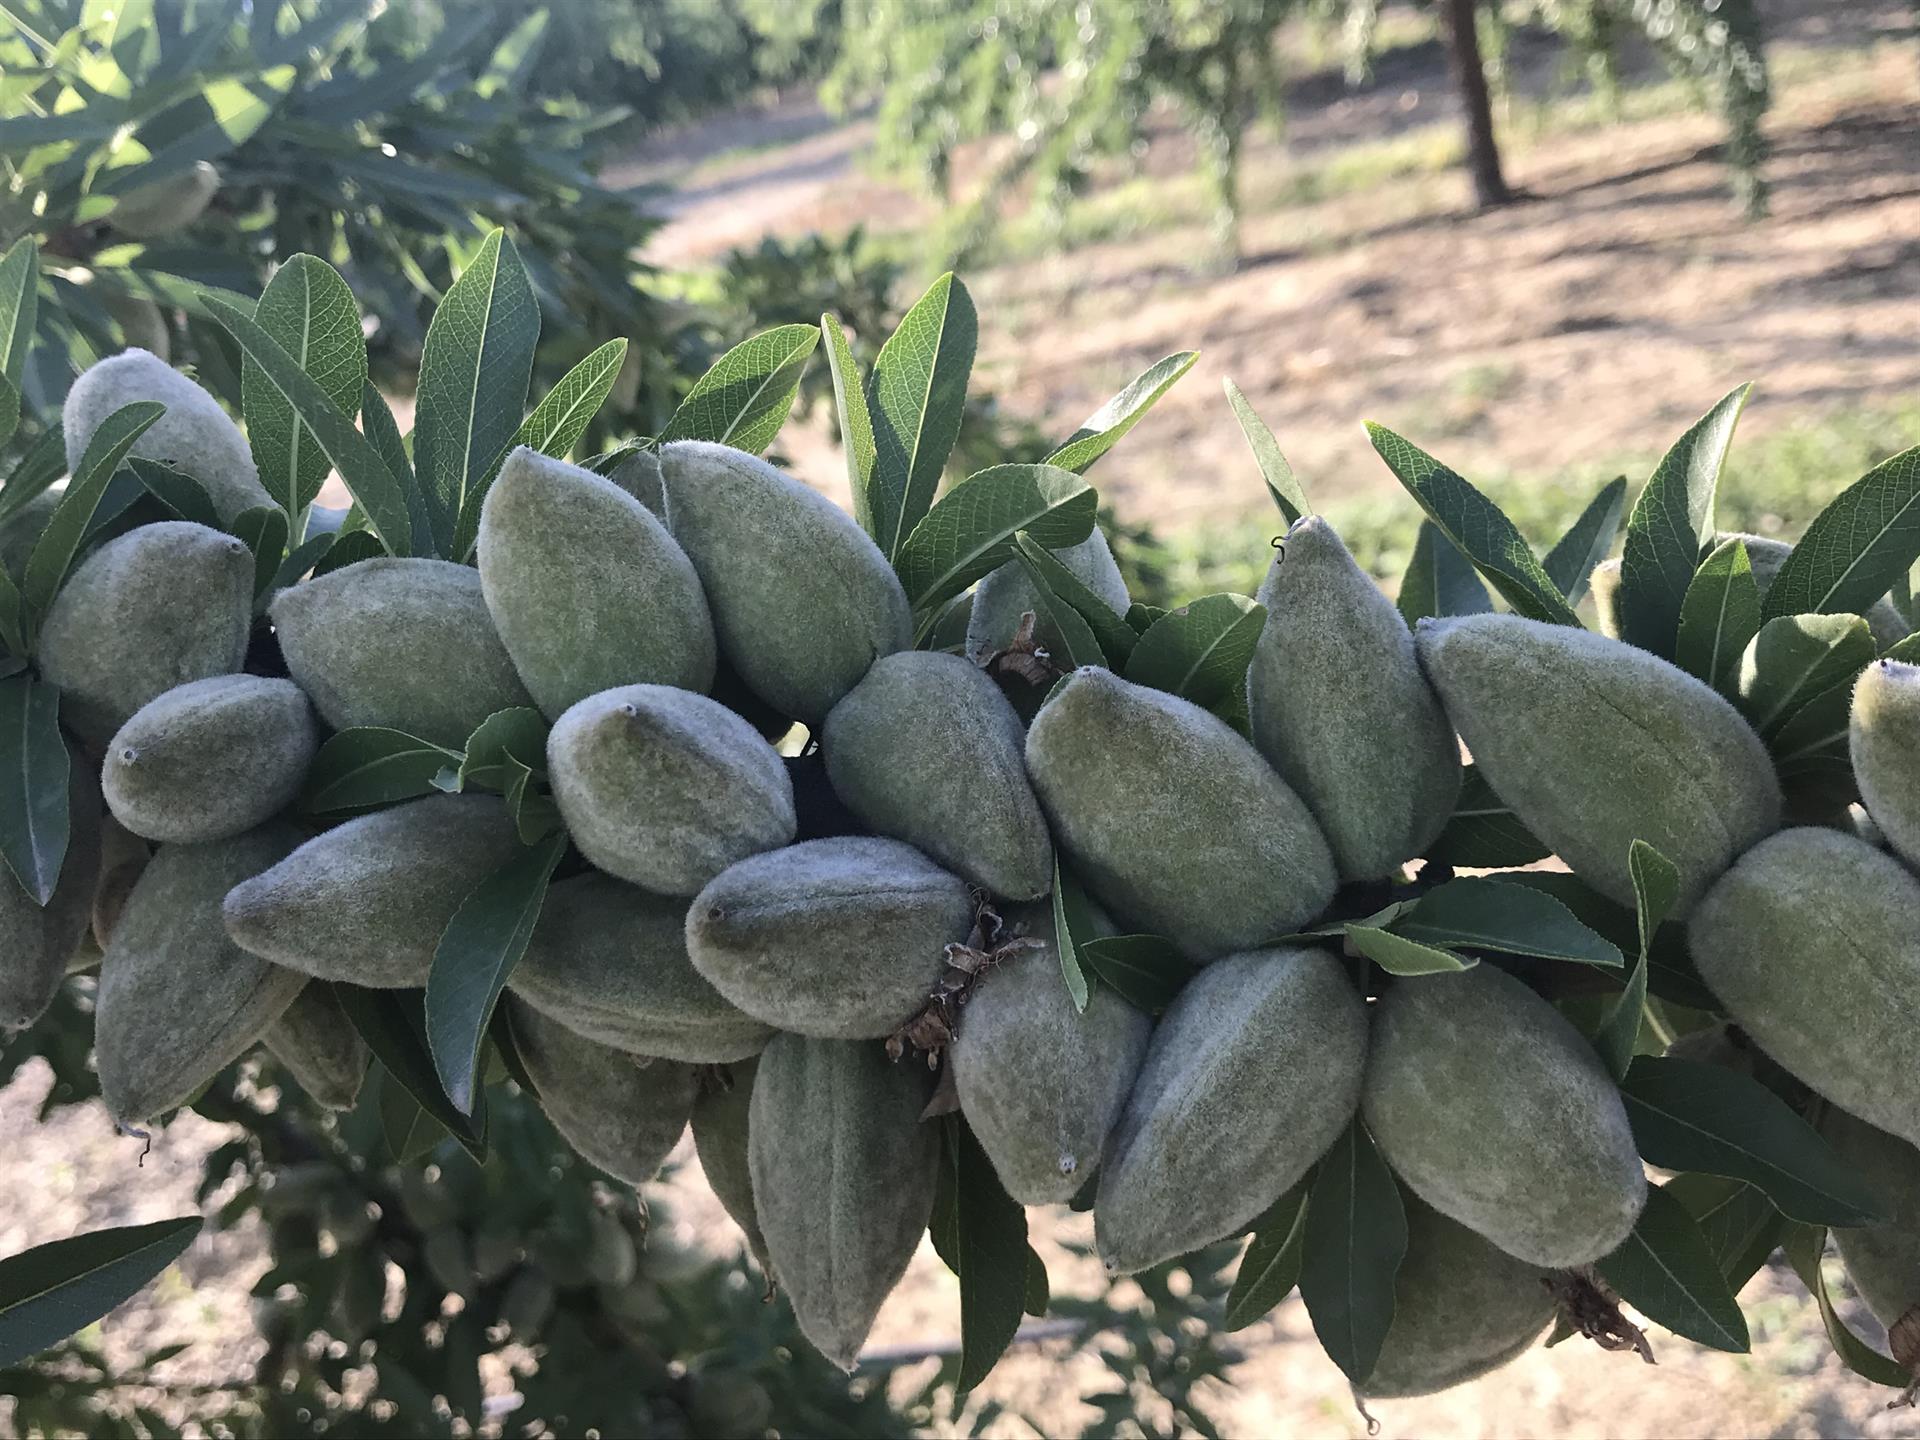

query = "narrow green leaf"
1667;1174;1785;1291
1390;877;1624;969
868;273;977;558
243;254;367;526
0;1217;202;1368
1051;858;1093;1014
1013;532;1138;666
1781;1223;1916;1389
203;295;412;555
0;375;17;455
0;238;38;389
1048;352;1198;475
1297;1118;1407;1384
1075;935;1199;1017
1498;869;1717;1011
0;426;69;530
1542;476;1629;605
22;401;164;634
311;528;384;579
1366;423;1581;626
126;458;220;528
426;830;565;1116
943;1118;1032;1395
360;378;424;552
300;727;462;815
500;753;560;844
1397;518;1496;627
1345;925;1475;975
1737;612;1875;746
1223;378;1309;523
1763;446;1920;624
360;381;415;491
1126;602;1167;634
1595;841;1680;1082
265;531;340;601
1674;537;1761;695
659;323;819;458
1024;1247;1050;1318
922;591;975;655
1225;1180;1311;1331
457;707;548;791
332;985;486;1160
821;313;878;536
413;230;540;558
488;998;541;1096
1616;386;1753;658
1123;594;1266;709
892;464;1096;613
0;674;69;906
1620;1057;1883;1226
230;506;291;605
507;338;626;463
1598;1184;1750;1352
1421;764;1549;868
375;1061;448;1164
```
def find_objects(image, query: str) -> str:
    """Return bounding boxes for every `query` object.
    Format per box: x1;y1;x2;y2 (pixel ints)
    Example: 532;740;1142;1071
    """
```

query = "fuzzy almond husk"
223;794;522;988
1416;612;1780;916
686;837;974;1040
823;650;1052;900
1850;659;1920;874
262;982;370;1110
965;530;1130;664
1360;1194;1556;1399
477;446;716;717
1362;963;1647;1268
1249;516;1461;881
1593;535;1908;650
507;872;773;1063
63;347;270;521
0;758;103;1029
1689;826;1920;1150
96;824;306;1124
951;901;1150;1205
690;1057;771;1273
747;1032;938;1370
270;557;533;748
547;684;795;897
510;1000;697;1186
1024;667;1336;960
38;521;254;745
103;675;318;844
659;441;911;725
1095;946;1367;1274
1818;1110;1920;1337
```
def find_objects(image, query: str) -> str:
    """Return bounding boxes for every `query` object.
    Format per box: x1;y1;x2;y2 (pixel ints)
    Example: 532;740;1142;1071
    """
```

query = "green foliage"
0;1;690;446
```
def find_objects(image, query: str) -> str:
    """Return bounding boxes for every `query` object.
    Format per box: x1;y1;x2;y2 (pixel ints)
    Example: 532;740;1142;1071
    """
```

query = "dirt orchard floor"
624;3;1920;536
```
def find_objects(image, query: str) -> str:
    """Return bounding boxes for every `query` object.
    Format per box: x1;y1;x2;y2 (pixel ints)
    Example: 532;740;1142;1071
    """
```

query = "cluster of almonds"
5;346;1918;1400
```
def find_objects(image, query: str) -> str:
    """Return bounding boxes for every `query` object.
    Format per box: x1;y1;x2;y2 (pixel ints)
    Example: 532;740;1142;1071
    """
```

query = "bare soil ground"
624;2;1920;533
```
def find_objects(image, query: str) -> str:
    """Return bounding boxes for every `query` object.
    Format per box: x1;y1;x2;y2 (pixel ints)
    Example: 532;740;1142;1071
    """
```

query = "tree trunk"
1437;0;1511;208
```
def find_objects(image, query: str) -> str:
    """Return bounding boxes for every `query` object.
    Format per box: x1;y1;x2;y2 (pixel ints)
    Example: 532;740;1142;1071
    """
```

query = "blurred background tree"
763;0;1772;269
